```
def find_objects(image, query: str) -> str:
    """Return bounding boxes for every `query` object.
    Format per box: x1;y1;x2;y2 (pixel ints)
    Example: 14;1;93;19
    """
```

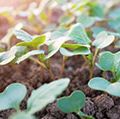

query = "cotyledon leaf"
0;83;27;111
16;50;44;64
27;78;70;114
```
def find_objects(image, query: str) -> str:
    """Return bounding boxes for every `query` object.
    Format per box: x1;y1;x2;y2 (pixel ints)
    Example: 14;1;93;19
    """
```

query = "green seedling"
0;78;70;119
14;30;55;78
57;90;94;119
88;51;120;96
64;23;115;78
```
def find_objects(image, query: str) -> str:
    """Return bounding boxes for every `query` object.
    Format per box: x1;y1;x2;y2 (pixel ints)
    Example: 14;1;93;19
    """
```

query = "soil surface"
0;54;120;119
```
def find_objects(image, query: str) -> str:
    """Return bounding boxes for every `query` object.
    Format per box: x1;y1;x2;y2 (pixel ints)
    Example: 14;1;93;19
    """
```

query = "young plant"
88;51;120;96
59;23;115;79
57;90;94;119
0;78;70;119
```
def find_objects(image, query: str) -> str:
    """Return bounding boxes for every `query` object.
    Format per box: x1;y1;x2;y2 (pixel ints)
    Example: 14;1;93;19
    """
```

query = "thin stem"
89;49;99;79
61;56;67;77
46;60;55;80
30;57;47;69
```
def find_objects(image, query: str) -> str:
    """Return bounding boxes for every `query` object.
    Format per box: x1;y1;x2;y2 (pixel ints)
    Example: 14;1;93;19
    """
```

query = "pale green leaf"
27;78;70;114
0;46;26;65
16;50;44;64
88;77;120;97
46;36;69;59
14;30;33;42
60;44;90;56
92;31;115;49
0;83;27;111
67;23;91;45
17;34;46;48
57;90;86;113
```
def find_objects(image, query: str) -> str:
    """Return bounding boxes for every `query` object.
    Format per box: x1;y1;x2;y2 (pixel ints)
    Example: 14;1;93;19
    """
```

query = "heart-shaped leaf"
57;90;86;113
0;83;27;111
16;50;44;64
14;30;33;42
92;31;115;49
0;46;26;65
67;23;91;45
27;78;70;114
88;77;120;97
60;43;91;56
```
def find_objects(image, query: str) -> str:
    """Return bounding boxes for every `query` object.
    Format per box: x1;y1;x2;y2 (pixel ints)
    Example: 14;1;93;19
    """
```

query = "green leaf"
57;90;86;113
97;51;120;74
9;112;35;119
92;31;115;49
60;15;75;26
108;8;120;19
46;36;69;59
91;26;106;38
77;14;102;28
0;83;27;111
17;34;46;48
60;44;90;56
97;51;114;71
27;78;70;114
0;46;26;65
67;23;91;45
14;30;33;42
88;77;120;97
88;77;110;91
16;50;44;64
89;3;104;18
108;17;120;33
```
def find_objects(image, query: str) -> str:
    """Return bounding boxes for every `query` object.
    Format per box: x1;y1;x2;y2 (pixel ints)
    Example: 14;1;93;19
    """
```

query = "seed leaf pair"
88;77;120;97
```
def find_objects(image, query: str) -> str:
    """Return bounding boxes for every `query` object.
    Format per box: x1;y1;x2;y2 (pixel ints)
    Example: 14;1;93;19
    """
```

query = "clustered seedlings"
0;78;70;119
1;0;120;119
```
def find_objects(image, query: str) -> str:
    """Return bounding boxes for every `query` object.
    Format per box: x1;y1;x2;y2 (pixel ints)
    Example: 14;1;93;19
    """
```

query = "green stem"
90;49;99;79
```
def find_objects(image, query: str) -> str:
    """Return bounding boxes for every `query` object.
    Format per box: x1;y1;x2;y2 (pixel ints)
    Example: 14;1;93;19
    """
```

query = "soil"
0;54;120;119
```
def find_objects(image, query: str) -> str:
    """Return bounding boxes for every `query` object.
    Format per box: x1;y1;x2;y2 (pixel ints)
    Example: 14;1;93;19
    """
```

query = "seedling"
0;78;70;119
57;90;94;119
63;23;115;78
88;51;120;96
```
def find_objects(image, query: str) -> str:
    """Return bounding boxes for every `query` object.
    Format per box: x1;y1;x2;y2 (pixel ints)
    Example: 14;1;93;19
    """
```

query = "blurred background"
0;0;120;48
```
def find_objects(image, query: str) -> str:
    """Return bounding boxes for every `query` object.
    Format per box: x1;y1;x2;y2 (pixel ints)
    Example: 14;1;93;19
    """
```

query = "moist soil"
0;54;120;119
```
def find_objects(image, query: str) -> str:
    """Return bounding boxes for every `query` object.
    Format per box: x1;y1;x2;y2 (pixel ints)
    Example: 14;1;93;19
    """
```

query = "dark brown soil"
0;55;120;119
